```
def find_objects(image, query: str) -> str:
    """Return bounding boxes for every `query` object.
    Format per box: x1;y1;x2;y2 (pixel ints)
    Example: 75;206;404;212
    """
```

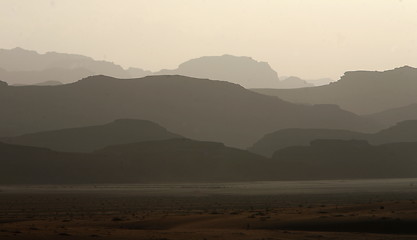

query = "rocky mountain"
0;48;317;89
2;119;181;152
0;75;378;148
253;66;417;115
156;54;281;88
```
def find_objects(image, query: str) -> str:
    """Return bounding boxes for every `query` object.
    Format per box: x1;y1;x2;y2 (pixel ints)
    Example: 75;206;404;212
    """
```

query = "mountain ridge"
0;74;378;148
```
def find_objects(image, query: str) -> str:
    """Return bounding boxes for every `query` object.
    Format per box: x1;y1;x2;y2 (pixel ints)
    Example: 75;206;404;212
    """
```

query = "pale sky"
0;0;416;79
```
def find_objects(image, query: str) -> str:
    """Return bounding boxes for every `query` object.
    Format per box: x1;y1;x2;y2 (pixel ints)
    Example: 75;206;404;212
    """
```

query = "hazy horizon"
1;0;417;79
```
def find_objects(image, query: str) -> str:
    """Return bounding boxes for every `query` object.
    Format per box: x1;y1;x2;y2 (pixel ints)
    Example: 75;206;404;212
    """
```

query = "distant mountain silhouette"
280;76;334;87
12;80;64;86
366;103;417;127
2;138;417;183
0;139;270;184
272;140;417;180
156;55;281;88
0;66;93;85
127;67;153;78
249;129;365;157
250;120;417;157
2;119;181;152
0;48;151;85
155;55;313;89
33;80;63;86
253;66;417;114
0;48;316;89
279;76;315;88
306;77;334;86
0;75;378;148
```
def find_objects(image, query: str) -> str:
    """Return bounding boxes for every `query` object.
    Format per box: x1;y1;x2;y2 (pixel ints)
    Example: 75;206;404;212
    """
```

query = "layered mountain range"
0;48;314;88
0;75;377;148
250;120;417;157
1;47;417;183
254;66;417;115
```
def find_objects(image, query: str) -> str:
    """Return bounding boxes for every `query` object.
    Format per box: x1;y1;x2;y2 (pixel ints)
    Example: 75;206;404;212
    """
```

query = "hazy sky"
0;0;416;79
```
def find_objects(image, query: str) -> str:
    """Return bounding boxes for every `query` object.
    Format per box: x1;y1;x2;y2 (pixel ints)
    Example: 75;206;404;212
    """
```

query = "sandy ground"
1;185;417;240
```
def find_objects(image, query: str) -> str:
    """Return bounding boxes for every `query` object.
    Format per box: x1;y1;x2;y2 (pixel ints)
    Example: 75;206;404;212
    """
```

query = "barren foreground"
1;180;417;240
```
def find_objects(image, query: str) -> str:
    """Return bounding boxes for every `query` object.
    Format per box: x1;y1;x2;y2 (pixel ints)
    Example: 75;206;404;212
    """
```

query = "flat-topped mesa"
254;65;417;115
339;65;417;84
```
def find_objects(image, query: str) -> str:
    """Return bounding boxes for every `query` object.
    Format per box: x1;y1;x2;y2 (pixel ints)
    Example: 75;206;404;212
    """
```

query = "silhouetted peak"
74;75;119;85
279;76;315;88
284;76;303;81
10;47;35;53
393;65;416;71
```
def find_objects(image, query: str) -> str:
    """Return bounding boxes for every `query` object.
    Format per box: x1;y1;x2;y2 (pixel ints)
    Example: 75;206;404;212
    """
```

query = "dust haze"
1;1;417;240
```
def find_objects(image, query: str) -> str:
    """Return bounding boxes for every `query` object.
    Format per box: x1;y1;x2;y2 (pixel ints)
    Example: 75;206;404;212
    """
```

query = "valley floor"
0;182;417;240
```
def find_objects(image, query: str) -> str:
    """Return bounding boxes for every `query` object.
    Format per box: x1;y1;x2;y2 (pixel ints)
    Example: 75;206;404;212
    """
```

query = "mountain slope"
366;103;417;127
249;129;365;157
0;75;378;148
253;66;417;114
0;139;269;184
2;138;417;183
272;140;417;180
250;120;417;157
2;119;181;152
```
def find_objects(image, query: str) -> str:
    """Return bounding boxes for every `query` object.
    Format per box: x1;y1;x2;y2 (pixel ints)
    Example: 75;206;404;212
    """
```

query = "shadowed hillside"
253;66;417;115
0;139;270;184
272;140;417;180
2;138;417;183
249;129;365;157
367;103;417;127
2;119;181;152
0;75;378;148
250;120;417;157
